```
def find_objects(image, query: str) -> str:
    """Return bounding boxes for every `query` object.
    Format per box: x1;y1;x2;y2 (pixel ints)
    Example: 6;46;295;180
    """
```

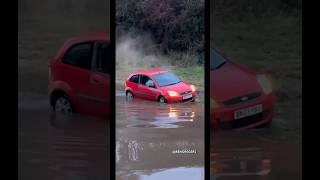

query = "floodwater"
116;91;205;180
18;93;301;180
211;127;301;180
18;93;110;180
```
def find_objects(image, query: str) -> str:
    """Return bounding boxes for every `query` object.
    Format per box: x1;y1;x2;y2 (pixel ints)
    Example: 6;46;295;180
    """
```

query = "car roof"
66;30;110;43
53;31;110;60
131;68;168;76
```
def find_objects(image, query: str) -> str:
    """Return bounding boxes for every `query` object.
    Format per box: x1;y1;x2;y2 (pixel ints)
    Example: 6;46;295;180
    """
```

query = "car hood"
210;63;261;102
159;81;192;94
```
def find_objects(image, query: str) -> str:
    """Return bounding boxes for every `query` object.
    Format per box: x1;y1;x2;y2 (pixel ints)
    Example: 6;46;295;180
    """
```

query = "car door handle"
93;79;99;83
91;78;102;84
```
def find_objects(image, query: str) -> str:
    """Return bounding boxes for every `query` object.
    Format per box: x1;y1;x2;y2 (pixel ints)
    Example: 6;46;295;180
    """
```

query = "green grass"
169;66;204;92
212;16;301;102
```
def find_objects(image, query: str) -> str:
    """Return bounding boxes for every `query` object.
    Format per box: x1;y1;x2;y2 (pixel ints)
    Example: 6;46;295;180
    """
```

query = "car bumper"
211;93;275;130
165;92;197;103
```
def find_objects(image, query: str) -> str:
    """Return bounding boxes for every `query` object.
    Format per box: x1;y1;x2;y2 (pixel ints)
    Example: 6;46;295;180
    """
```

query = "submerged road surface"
116;91;205;180
18;93;110;180
19;92;301;180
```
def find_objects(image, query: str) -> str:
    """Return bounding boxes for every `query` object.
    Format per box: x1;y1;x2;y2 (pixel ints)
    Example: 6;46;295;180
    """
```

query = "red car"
125;68;197;103
210;48;275;129
48;31;110;117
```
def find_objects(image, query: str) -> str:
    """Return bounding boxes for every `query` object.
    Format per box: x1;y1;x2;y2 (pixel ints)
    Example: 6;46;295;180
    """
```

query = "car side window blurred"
139;75;151;86
63;42;93;70
129;75;139;83
96;42;110;74
210;48;227;70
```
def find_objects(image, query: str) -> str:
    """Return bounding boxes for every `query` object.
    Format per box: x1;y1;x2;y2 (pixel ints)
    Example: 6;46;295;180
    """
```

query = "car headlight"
256;74;273;94
210;97;219;108
168;91;178;97
190;85;196;92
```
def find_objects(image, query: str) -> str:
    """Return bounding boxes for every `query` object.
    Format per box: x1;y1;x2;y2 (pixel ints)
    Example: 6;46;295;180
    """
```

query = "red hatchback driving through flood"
125;68;197;103
48;31;110;117
210;48;276;129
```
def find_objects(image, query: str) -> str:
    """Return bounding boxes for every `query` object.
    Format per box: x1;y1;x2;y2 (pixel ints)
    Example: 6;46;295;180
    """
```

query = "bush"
212;0;301;20
116;0;204;65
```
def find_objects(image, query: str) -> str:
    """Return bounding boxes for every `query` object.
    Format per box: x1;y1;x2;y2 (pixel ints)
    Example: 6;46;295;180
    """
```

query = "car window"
95;42;110;73
210;48;227;70
63;42;93;70
153;72;181;87
129;75;139;83
139;75;152;86
145;79;156;88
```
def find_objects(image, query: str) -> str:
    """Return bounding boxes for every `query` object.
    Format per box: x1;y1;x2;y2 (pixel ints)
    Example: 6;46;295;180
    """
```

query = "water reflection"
19;97;110;180
118;167;204;180
119;97;203;129
48;113;110;180
211;131;301;180
116;95;204;180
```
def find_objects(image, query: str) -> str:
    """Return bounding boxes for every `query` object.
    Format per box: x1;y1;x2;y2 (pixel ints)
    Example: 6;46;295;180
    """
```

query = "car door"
127;74;140;97
138;75;158;100
88;41;110;117
59;42;93;113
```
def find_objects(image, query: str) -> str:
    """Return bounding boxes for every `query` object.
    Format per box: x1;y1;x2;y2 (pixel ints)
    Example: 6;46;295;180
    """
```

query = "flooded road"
19;93;301;180
116;91;205;180
211;127;301;180
18;93;110;180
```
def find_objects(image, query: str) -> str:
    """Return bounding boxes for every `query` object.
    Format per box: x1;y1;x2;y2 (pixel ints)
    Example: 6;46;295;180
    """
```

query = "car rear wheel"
54;96;73;114
126;91;134;100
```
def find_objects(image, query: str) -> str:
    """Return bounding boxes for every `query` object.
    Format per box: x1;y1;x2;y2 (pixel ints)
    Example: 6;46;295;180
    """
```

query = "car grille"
223;92;262;106
182;97;193;102
180;91;192;95
218;113;263;129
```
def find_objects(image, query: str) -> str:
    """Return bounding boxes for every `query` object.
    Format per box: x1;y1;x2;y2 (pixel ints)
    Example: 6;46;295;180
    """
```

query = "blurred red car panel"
48;31;110;118
210;48;275;129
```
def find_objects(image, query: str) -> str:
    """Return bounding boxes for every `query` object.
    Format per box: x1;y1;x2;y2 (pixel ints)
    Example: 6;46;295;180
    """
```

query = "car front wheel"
158;96;166;103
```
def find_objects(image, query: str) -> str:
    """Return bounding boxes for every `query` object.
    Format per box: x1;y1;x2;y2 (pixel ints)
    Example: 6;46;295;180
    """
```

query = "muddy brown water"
211;128;301;180
116;91;205;180
19;93;110;180
19;93;301;180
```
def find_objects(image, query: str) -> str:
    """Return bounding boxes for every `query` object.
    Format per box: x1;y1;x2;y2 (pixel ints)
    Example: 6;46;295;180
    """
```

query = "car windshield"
210;48;227;70
153;72;181;87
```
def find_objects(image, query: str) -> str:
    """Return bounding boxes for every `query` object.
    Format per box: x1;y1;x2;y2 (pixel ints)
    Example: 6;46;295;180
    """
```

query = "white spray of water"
116;35;171;71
